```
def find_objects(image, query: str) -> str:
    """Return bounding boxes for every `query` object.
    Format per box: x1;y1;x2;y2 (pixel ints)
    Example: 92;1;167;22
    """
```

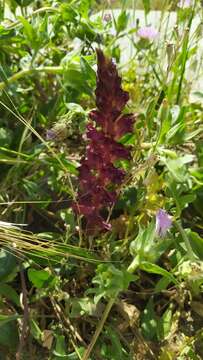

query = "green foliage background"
0;0;203;359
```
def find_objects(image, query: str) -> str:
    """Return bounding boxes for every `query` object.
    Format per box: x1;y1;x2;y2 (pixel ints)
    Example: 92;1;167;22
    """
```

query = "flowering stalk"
73;49;134;232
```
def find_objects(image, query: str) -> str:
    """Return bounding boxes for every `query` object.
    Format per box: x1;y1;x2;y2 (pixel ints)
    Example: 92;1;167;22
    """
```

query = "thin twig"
51;298;86;346
82;297;115;360
16;269;29;360
0;66;63;90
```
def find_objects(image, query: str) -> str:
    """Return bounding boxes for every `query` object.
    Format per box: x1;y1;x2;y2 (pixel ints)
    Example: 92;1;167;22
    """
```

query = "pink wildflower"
155;209;172;237
137;26;159;40
178;0;192;8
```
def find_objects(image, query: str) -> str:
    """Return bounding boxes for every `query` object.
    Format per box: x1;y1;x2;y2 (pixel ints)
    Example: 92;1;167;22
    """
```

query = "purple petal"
178;0;192;8
137;26;159;40
155;209;172;237
46;129;56;140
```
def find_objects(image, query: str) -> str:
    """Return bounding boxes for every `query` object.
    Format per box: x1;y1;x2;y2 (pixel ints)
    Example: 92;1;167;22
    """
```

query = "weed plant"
0;0;203;359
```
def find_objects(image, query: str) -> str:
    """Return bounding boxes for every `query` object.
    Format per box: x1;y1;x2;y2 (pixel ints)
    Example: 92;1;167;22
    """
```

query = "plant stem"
16;268;29;360
127;256;139;273
7;7;59;30
0;66;63;90
82;297;115;360
174;220;195;261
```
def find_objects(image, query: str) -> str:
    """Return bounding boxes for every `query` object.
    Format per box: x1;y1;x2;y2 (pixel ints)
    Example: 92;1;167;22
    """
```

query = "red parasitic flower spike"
73;49;135;233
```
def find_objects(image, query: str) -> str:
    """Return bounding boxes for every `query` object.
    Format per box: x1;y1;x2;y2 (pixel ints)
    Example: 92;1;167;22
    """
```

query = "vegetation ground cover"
0;0;203;359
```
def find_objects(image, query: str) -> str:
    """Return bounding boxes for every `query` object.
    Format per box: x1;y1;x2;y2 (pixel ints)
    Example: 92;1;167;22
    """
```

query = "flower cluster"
137;26;159;41
73;49;134;232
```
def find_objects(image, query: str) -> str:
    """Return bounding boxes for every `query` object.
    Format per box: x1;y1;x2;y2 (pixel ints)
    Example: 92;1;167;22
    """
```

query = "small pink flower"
137;26;159;40
178;0;192;8
156;209;172;237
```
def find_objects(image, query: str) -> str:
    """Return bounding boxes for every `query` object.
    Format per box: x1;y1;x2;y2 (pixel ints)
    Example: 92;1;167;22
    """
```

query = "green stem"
127;256;139;273
7;7;59;30
174;220;195;261
82;297;115;360
0;66;63;90
176;5;195;104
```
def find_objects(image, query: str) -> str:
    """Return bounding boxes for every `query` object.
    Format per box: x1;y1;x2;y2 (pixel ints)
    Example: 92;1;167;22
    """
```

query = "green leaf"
0;320;19;350
0;25;16;40
140;262;178;285
28;268;54;289
102;326;125;360
116;11;129;34
80;57;96;85
157;305;173;340
18;16;36;45
0;284;20;306
157;99;171;144
30;319;42;342
0;249;18;283
53;335;68;357
162;156;194;183
0;128;13;147
141;298;157;340
90;264;136;302
60;4;78;23
130;221;155;255
70;297;96;318
77;0;91;18
63;68;91;94
187;230;203;260
0;314;19;326
63;159;79;175
142;0;150;14
154;277;171;293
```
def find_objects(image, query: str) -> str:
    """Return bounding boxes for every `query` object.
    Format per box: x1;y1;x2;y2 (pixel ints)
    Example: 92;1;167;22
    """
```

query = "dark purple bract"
73;50;134;233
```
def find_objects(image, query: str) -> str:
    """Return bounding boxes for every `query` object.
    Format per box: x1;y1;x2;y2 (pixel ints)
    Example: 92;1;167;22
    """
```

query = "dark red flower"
72;50;134;233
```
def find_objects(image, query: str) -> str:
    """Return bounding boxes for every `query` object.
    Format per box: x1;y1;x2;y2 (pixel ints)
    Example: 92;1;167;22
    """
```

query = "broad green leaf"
53;335;68;357
60;4;78;23
0;314;19;326
80;57;96;85
0;320;19;350
28;268;54;289
166;159;187;182
90;264;136;302
0;249;18;282
116;11;129;34
189;230;203;260
0;284;20;306
129;220;170;264
63;68;91;94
